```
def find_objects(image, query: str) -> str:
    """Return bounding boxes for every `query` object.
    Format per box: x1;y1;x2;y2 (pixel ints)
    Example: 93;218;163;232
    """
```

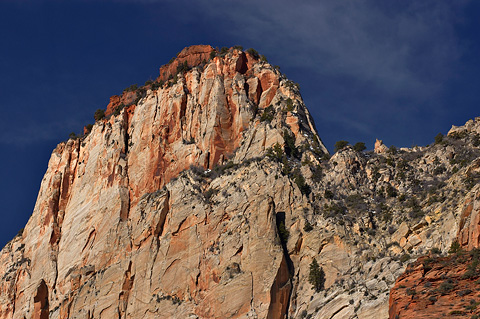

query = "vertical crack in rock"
33;280;49;319
154;190;170;237
121;115;131;222
119;261;134;319
268;210;294;319
267;255;292;319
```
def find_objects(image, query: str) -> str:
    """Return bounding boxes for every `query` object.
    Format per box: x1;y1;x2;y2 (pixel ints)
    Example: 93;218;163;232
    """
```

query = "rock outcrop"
389;252;480;319
0;45;328;319
1;45;480;319
374;139;388;154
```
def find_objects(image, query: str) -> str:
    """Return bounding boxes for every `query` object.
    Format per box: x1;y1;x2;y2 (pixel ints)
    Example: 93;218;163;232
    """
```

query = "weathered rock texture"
0;45;327;319
389;252;480;319
388;120;480;319
2;45;480;319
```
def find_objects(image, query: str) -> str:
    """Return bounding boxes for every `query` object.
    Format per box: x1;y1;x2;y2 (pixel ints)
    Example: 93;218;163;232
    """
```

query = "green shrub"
311;164;323;183
406;288;416;295
400;254;411;263
266;143;284;162
388;145;397;154
278;221;289;243
203;188;219;202
324;189;334;199
113;104;126;116
283;129;298;158
281;156;292;175
433;165;446;175
450;131;468;139
285;98;294;112
176;61;189;73
438;279;455;294
94;109;105;121
464;175;478;191
334;140;349;153
434;133;444;145
386;157;394;166
353;142;366;152
386;184;397;197
151;80;164;90
308;259;325;292
472;134;480;147
284;80;300;91
219;47;229;55
123;84;138;92
246;48;259;59
345;194;365;210
260;105;275;123
323;203;346;218
293;169;311;196
304;221;313;232
84;124;93;135
449;240;462;254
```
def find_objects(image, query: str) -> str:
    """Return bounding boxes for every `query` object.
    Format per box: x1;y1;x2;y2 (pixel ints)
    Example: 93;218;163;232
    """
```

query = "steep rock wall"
0;46;326;319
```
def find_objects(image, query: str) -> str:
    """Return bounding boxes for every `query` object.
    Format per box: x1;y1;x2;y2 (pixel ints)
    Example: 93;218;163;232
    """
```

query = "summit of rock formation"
1;45;480;319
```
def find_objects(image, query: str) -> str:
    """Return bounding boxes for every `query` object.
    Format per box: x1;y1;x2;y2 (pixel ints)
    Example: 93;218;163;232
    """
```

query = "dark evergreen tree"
308;259;325;292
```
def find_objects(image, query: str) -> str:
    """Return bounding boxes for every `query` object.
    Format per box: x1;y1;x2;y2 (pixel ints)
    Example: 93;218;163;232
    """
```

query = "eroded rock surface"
389;252;480;319
2;45;480;319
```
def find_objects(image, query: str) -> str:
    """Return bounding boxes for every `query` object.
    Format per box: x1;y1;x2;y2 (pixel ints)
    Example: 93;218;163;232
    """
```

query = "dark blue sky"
1;0;480;247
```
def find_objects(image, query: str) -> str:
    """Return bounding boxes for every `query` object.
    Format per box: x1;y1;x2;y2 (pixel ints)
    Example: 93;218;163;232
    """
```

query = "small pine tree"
334;140;349;153
448;240;462;254
94;109;105;122
308;259;325;292
434;133;444;145
353;142;366;152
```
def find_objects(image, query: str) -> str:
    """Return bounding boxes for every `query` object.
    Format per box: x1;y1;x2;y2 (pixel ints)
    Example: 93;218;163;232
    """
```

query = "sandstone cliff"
1;45;480;319
0;45;327;319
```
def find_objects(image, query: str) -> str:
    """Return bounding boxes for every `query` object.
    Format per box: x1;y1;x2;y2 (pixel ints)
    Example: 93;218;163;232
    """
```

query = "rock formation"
1;45;480;319
389;251;480;318
374;139;388;154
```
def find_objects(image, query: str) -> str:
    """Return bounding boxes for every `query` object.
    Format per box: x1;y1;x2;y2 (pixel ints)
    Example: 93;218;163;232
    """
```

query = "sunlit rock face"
2;45;480;319
0;45;328;319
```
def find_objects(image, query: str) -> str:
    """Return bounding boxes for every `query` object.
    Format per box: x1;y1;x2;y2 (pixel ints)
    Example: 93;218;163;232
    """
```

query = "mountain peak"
0;45;330;319
97;45;327;191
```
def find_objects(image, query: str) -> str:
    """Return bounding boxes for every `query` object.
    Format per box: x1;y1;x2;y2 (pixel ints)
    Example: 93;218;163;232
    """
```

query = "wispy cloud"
194;0;465;99
78;0;467;103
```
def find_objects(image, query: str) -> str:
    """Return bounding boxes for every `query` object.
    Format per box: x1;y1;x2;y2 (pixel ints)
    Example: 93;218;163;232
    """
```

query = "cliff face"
1;45;480;319
387;119;480;319
0;45;327;319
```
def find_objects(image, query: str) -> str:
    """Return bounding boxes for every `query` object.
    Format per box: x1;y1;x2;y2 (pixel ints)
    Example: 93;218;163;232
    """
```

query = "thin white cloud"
191;0;465;101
